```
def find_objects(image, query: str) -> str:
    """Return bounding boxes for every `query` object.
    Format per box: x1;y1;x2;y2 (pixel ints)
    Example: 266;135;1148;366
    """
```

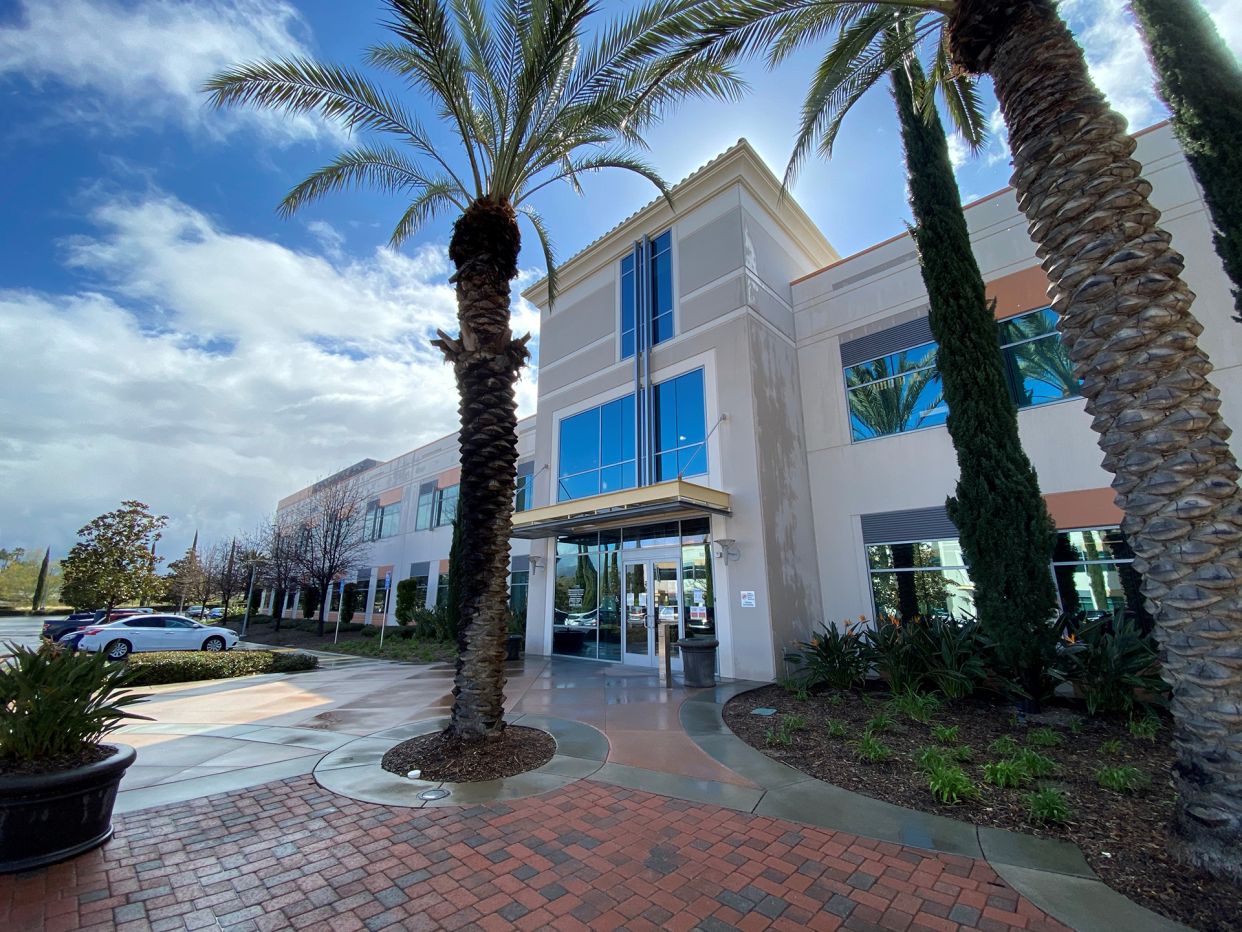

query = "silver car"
78;614;239;660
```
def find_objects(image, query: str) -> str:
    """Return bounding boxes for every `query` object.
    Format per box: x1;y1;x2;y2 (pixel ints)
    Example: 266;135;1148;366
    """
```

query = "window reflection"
846;343;946;441
620;231;674;361
1052;528;1151;633
999;308;1080;408
867;539;974;622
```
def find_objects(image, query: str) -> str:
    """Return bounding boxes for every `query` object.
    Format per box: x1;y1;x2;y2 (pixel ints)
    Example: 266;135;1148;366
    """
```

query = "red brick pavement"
0;775;1074;932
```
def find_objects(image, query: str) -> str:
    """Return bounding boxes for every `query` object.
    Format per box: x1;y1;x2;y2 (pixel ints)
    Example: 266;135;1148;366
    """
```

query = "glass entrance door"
623;558;682;666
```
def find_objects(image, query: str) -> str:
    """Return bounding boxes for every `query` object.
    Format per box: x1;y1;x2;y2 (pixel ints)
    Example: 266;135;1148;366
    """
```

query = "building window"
867;538;975;621
1052;528;1151;630
409;574;429;609
653;368;707;481
366;501;401;540
514;474;533;513
509;571;529;616
846;342;946;441
373;575;391;615
433;486;458;527
999;308;1080;409
557;395;636;502
415;484;436;530
621;230;673;360
556;369;707;502
354;574;372;613
435;573;451;608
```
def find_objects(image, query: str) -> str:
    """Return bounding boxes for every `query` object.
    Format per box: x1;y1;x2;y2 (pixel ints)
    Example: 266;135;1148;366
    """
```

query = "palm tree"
662;0;1242;877
204;0;739;742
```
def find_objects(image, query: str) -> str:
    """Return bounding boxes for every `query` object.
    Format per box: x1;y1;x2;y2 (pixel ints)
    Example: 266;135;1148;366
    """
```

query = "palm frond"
390;185;469;247
278;145;469;217
515;204;558;306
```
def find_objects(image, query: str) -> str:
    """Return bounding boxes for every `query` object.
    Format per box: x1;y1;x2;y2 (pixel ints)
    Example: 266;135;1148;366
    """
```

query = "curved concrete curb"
313;713;609;808
681;684;1193;932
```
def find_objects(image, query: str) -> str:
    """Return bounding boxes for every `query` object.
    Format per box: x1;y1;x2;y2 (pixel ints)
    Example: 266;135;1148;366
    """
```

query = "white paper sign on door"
740;590;756;608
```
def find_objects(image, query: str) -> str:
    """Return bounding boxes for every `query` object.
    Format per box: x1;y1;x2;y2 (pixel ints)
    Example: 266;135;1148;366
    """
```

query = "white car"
79;614;239;660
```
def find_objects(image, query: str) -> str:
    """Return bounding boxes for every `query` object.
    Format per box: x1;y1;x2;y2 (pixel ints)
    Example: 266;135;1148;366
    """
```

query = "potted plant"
0;643;147;873
505;610;525;661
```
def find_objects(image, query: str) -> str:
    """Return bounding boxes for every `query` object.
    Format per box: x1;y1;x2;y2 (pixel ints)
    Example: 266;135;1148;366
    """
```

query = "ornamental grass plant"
0;643;148;763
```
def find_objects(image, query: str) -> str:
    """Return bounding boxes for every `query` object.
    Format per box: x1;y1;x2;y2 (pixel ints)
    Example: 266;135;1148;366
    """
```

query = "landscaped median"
123;649;318;686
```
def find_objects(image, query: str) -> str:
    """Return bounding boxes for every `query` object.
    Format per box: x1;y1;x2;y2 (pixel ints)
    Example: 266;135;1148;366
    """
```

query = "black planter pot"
504;635;524;661
0;743;135;874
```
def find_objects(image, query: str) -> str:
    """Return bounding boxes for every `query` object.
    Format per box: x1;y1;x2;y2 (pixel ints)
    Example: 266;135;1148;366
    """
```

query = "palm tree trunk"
948;0;1242;879
891;62;1059;712
1130;0;1242;323
435;197;531;742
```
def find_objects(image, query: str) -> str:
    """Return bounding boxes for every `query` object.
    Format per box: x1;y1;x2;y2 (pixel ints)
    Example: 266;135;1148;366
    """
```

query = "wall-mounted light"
713;539;740;565
528;555;544;572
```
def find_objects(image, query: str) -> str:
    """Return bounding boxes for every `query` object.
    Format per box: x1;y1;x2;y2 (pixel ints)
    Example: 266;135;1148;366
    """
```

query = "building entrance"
623;556;682;667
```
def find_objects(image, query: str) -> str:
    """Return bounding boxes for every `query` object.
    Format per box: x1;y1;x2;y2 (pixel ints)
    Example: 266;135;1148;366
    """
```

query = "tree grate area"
381;725;555;783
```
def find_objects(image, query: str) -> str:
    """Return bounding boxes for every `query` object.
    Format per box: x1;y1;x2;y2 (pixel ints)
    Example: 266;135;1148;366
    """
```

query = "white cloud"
0;192;541;557
1204;0;1242;56
0;0;331;140
945;132;969;171
1060;0;1166;129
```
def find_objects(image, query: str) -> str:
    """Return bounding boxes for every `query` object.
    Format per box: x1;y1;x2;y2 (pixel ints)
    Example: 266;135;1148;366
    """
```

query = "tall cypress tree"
1130;0;1242;321
892;63;1060;709
31;548;50;612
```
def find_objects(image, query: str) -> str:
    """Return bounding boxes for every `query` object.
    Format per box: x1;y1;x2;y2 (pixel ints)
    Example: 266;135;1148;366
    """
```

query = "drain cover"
419;788;450;801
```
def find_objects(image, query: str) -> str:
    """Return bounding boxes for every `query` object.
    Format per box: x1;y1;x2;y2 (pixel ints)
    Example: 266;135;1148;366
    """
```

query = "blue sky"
0;0;1238;563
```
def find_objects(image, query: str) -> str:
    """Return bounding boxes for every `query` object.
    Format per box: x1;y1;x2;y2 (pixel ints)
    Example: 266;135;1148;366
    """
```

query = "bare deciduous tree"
293;476;370;636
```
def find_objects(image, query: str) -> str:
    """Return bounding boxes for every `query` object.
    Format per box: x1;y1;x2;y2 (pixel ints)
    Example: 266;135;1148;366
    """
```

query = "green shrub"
913;745;948;773
1025;786;1071;823
827;719;847;738
776;676;810;701
826;693;843;705
1096;765;1144;793
765;726;792;748
1028;727;1064;747
984;759;1028;788
890;688;940;723
1062;609;1168;714
789;622;869;690
927;761;977;804
782;713;807;732
1128;714;1159;740
1100;739;1123;755
394;577;421;626
932;724;959;745
124;650;318;686
952;745;974;763
866;710;897;734
396;626;416;640
1069;715;1084;734
910;614;988;698
989;735;1020;756
864;620;925;694
1015;748;1057;778
360;625;379;638
850;732;893;763
0;644;149;760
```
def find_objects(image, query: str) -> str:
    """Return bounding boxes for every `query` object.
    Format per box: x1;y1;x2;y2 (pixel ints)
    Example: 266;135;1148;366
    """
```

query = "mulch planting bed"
724;683;1240;932
380;725;555;782
0;743;117;777
234;618;456;663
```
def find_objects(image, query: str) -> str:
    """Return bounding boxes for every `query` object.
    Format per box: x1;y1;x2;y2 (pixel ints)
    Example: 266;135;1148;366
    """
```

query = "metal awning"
510;480;731;539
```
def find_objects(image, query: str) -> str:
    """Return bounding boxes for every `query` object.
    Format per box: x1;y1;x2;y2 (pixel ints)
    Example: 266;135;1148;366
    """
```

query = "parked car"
42;608;151;642
56;629;87;653
78;615;239;660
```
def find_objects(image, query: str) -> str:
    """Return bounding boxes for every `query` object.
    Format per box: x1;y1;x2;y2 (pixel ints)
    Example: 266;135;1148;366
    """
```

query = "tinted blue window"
558;395;638;502
559;408;601;477
620;232;674;360
653;369;707;481
845;342;947;441
650;232;673;347
999;308;1079;409
620;254;635;360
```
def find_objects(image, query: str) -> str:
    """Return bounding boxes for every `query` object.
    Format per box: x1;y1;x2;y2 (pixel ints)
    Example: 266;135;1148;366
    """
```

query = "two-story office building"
272;121;1241;685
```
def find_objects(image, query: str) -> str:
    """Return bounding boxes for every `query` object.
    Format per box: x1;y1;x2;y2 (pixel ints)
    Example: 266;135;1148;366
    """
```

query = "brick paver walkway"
2;776;1072;932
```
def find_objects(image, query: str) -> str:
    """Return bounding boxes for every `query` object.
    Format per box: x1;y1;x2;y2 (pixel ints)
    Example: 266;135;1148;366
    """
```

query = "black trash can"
678;637;719;688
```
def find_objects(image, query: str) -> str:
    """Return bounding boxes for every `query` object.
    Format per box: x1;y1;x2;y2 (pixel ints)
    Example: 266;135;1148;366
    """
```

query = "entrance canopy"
510;480;730;539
